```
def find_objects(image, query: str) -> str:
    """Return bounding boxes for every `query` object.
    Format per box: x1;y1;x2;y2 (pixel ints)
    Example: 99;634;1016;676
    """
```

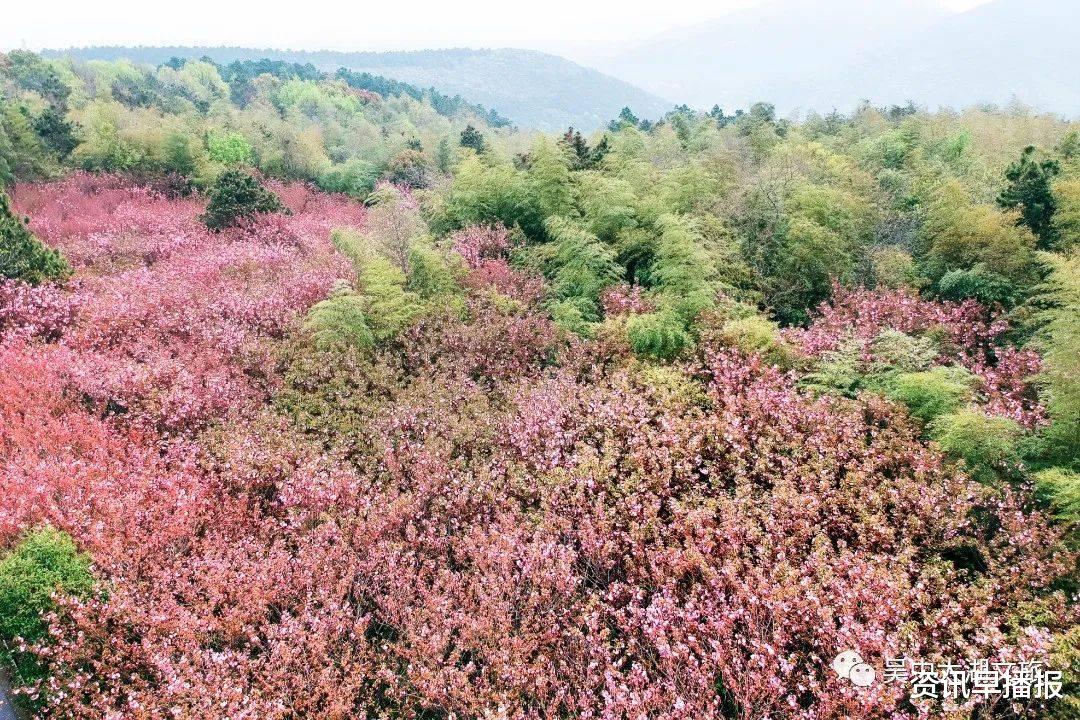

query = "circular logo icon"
849;662;877;687
832;650;863;679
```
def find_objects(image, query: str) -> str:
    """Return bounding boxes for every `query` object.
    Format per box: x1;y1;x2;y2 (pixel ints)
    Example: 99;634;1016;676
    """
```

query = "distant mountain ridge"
603;0;1080;117
47;46;673;131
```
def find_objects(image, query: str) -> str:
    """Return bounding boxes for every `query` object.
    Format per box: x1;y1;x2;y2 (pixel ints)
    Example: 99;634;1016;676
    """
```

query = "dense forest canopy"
45;46;673;131
0;47;1079;719
0;49;512;196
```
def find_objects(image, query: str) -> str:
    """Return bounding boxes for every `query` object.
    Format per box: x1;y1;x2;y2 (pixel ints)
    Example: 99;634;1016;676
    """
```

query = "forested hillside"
48;46;673;131
0;49;511;195
1;48;1079;719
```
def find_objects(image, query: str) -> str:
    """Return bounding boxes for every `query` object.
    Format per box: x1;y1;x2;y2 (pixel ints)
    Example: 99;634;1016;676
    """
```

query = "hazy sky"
2;0;994;66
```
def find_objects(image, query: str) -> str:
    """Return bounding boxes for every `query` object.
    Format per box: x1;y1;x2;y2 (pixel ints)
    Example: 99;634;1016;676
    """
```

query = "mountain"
603;0;948;113
47;46;673;132
604;0;1080;117
830;0;1080;114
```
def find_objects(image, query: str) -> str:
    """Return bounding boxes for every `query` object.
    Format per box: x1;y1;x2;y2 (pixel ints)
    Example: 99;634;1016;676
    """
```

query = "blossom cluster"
600;282;655;316
0;178;1071;719
789;286;1046;427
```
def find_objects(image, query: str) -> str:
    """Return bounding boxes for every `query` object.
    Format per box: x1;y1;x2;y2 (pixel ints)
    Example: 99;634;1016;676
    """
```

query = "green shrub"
358;257;422;343
318;159;381;197
0;527;94;690
937;265;1018;307
304;283;375;352
206;131;253;166
885;366;973;424
200;169;287;231
800;341;863;398
868;330;939;374
549;297;596;337
717;316;792;367
406;245;460;300
545;216;621;317
930;409;1024;485
1035;250;1080;471
870;246;919;289
632;363;709;408
0;192;71;285
1035;467;1080;522
627;311;691;360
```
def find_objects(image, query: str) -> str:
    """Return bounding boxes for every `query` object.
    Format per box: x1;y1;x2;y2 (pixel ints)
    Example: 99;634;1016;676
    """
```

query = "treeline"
0;49;510;195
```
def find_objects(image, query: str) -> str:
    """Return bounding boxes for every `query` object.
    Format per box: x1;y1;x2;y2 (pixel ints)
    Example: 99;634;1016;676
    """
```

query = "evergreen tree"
609;106;640;132
200;170;288;231
0;190;71;284
32;107;78;158
997;145;1061;249
459;124;486;153
560;127;592;170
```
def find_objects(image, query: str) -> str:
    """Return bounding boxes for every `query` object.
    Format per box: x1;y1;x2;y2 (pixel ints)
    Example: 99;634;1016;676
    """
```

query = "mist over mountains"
48;46;671;132
46;0;1080;131
603;0;1080;116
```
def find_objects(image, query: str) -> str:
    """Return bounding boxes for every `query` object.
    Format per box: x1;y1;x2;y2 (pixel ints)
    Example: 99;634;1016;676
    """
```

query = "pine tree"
459;124;486;153
200;170;288;231
0;191;71;284
997;145;1061;249
609;107;640;132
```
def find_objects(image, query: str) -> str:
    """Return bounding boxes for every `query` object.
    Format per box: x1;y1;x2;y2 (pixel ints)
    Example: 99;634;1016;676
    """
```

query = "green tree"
1052;178;1080;250
884;366;974;425
459;124;486;153
200;169;288;231
304;283;375;352
545;216;620;319
162;132;198;177
1035;249;1080;470
0;191;71;284
526;139;574;220
207;131;254;166
0;527;94;700
997;145;1061;249
931;409;1024;485
32;107;78;159
384;148;430;189
627;310;691;360
609;106;640;132
918;180;1038;295
560;127;595;170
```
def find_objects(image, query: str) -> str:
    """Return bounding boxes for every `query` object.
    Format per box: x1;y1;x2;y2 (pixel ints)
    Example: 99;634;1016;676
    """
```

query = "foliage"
32;108;78;159
384;148;430;189
200;169;287;231
713;315;792;367
937;264;1019;307
303;282;374;351
931;409;1025;485
997;145;1061;249
1036;468;1080;522
626;310;691;359
1053;178;1080;250
0;191;71;284
357;256;423;343
884;366;974;424
2;64;1080;719
1035;249;1080;470
544;215;620;319
206;130;253;166
459;124;486;153
0;526;93;697
918;180;1039;296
